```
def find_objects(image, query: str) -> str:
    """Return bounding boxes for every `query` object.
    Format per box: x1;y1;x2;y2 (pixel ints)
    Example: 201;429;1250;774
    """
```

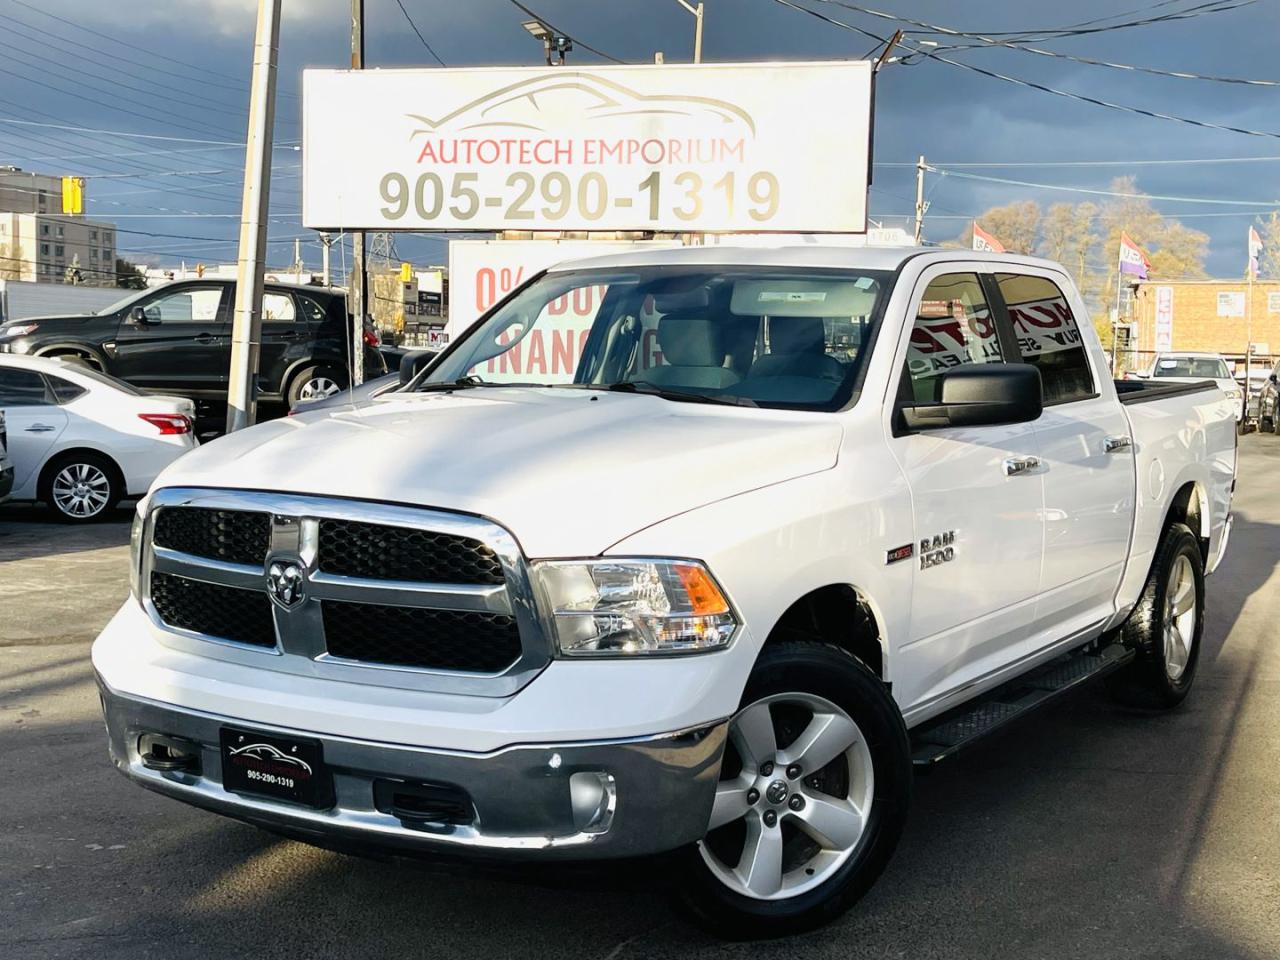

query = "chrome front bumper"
97;675;727;860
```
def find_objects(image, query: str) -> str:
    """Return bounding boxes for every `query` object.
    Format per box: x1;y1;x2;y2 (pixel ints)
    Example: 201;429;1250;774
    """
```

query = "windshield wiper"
415;376;542;392
603;381;757;407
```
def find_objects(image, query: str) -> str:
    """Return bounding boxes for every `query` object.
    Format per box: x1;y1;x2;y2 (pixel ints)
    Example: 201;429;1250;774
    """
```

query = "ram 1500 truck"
93;247;1237;938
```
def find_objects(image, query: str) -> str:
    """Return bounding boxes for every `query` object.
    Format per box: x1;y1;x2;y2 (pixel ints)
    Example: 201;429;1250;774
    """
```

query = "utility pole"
226;0;281;433
349;0;366;386
913;155;927;245
671;0;704;63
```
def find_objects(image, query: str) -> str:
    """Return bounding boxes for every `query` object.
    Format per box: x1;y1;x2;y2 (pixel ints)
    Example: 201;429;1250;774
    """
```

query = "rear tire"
287;364;347;407
673;642;911;939
1106;522;1204;708
39;451;122;523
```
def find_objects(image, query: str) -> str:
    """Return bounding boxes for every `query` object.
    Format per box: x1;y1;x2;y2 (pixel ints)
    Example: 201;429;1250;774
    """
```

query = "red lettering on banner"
526;332;547;374
552;330;574;372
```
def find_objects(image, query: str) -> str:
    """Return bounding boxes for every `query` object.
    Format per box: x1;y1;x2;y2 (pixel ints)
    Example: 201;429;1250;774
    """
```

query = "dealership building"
1128;279;1280;373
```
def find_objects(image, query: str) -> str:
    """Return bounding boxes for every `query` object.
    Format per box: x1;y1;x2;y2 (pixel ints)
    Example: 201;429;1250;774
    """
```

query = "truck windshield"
422;266;890;410
1156;357;1231;379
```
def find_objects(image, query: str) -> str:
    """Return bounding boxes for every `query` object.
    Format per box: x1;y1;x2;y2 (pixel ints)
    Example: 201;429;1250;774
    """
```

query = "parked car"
1139;352;1244;421
288;350;437;415
1259;358;1280;432
0;410;12;504
92;247;1236;937
0;280;386;408
0;355;196;521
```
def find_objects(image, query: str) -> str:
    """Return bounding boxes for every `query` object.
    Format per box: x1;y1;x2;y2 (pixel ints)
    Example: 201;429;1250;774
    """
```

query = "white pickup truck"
93;247;1236;937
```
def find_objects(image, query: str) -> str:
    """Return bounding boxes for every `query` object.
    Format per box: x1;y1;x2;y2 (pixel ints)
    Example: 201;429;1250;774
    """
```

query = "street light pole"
672;0;704;63
225;0;280;433
348;0;366;387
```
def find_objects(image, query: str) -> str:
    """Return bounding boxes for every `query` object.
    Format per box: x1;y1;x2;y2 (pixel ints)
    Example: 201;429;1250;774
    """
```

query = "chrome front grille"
140;489;549;697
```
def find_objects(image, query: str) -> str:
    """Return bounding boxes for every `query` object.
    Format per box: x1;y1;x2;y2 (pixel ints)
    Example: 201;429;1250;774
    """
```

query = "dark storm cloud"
5;0;1274;273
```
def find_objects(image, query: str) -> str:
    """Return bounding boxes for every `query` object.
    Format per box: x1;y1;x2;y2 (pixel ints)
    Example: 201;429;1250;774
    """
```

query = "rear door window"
262;292;298;323
996;273;1095;405
0;369;52;406
903;272;1003;403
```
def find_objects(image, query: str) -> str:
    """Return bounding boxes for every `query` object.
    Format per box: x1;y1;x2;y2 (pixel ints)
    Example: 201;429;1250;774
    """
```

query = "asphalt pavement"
3;438;1280;959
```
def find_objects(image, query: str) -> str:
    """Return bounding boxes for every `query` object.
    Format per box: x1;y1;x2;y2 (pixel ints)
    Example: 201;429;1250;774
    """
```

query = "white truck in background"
93;247;1236;938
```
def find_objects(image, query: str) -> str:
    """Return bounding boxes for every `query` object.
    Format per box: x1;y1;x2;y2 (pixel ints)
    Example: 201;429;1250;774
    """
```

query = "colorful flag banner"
971;221;1005;253
1248;225;1263;280
1118;232;1151;279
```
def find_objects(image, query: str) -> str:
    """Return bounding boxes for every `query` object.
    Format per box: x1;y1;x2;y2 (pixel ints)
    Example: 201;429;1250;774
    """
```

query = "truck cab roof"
544;245;1069;275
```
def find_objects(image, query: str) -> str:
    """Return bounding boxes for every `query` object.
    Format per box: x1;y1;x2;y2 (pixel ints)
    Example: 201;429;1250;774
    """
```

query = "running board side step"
909;643;1134;768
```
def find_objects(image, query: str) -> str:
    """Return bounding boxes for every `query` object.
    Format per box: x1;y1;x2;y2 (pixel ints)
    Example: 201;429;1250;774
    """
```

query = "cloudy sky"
2;0;1276;277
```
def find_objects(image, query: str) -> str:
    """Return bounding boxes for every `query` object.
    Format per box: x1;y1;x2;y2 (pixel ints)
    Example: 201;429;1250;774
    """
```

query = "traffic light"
399;261;413;283
196;263;205;278
60;176;84;215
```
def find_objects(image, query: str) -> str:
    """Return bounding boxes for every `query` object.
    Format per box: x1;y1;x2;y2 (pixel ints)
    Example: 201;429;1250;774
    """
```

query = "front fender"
605;461;913;702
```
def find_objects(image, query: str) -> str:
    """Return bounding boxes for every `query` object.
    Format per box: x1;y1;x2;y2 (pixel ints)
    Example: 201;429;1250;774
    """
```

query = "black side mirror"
901;363;1043;431
399;349;438;386
1270;372;1277;384
129;305;155;326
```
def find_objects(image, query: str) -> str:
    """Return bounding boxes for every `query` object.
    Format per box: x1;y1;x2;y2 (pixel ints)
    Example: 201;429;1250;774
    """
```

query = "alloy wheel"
51;463;111;518
298;376;341;400
1163;553;1197;681
699;692;874;901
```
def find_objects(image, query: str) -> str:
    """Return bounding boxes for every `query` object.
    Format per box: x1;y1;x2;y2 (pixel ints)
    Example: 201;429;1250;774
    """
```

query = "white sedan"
0;355;197;521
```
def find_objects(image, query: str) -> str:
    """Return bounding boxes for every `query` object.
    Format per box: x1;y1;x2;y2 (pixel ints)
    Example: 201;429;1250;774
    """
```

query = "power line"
773;1;1280;138
0;36;266;124
930;166;1280;206
5;0;299;98
504;0;628;63
0;65;246;140
879;156;1280;168
843;0;1256;42
392;0;447;66
811;0;1279;86
0;114;299;147
905;42;1280;139
0;11;261;104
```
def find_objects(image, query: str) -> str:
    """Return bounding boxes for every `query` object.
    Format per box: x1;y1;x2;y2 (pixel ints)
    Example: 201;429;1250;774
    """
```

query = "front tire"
1107;522;1204;708
40;452;121;522
675;642;911;939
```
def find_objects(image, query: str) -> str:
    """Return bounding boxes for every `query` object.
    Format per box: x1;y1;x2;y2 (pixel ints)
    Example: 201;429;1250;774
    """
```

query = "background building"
0;166;118;287
1130;280;1280;374
0;212;118;285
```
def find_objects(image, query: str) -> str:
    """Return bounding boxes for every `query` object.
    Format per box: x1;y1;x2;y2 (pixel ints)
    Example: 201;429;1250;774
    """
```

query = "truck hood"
152;387;843;557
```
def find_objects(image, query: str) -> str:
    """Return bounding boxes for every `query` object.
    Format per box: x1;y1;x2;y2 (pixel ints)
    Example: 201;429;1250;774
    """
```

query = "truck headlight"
533;559;737;656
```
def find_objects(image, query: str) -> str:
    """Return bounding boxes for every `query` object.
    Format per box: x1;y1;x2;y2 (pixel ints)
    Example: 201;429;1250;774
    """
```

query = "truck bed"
1113;378;1219;405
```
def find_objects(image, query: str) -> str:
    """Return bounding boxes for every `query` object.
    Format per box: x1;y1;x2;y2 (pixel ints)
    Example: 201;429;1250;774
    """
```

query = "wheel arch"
33;343;108;369
37;446;125;501
759;583;887;680
1164;479;1210;563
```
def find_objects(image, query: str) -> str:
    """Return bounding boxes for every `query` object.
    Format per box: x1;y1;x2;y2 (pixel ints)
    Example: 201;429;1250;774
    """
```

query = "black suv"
0;279;386;406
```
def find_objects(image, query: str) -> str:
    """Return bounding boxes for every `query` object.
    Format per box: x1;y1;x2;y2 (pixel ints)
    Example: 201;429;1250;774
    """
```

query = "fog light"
569;771;616;834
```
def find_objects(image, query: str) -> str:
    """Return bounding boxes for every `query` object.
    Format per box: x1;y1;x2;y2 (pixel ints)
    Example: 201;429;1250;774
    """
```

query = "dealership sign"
303;62;872;233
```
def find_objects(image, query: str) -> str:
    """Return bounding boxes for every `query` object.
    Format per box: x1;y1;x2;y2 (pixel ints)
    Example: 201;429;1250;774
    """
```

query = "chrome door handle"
1003;456;1041;476
24;423;56;433
1104;435;1133;453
